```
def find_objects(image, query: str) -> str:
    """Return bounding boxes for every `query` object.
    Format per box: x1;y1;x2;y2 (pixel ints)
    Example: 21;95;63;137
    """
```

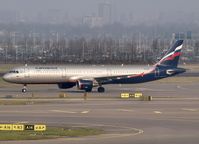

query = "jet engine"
166;69;176;75
58;82;76;89
77;80;93;92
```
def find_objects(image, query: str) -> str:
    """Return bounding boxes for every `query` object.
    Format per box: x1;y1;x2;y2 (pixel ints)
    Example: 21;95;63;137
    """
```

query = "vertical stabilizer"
157;40;183;67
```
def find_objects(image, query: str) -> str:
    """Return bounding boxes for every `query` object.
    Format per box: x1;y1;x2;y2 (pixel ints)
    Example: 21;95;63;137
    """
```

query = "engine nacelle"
166;69;176;75
58;82;76;89
77;80;93;92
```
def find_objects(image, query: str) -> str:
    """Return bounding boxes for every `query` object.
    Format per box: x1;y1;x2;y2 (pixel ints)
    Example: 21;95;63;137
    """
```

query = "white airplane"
3;40;186;93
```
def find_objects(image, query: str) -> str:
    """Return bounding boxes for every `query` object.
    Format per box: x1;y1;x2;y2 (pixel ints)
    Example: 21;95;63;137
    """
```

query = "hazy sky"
0;0;198;23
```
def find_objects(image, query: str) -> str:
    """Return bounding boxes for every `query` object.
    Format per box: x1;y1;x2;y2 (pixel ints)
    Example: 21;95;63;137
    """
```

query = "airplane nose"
2;74;10;82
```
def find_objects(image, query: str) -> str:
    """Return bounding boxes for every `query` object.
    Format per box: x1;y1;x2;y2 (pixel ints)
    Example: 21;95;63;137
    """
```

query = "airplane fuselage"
3;65;154;84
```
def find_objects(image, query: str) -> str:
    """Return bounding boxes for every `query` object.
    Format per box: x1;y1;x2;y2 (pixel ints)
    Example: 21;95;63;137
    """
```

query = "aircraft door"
107;68;112;77
62;68;67;78
24;67;30;78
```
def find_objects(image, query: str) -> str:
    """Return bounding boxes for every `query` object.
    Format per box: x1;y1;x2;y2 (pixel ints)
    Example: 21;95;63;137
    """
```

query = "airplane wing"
93;72;146;85
94;74;138;84
69;74;132;85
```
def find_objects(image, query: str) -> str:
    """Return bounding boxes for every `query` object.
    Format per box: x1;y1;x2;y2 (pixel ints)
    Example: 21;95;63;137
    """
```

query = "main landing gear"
22;84;27;93
97;86;105;93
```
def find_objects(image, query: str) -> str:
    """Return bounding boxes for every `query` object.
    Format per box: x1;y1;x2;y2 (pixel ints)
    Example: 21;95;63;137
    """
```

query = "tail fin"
156;40;183;67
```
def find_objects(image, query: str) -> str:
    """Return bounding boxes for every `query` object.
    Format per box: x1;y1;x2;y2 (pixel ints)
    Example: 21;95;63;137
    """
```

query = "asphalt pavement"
0;81;199;144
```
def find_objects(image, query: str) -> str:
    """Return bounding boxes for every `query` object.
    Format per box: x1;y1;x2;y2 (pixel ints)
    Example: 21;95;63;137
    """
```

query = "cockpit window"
9;70;19;73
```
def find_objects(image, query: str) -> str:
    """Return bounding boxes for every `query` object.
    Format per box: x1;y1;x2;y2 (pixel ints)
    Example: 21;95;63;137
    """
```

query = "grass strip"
0;127;103;141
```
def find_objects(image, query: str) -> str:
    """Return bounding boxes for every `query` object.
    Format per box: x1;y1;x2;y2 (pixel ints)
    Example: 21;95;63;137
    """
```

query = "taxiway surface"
0;81;199;144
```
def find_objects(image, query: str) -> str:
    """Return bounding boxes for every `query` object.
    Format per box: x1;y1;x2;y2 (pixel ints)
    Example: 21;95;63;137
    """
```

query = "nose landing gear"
22;84;27;93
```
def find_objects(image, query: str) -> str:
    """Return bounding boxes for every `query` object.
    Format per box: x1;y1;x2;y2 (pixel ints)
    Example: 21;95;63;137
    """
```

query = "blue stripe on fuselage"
102;66;185;85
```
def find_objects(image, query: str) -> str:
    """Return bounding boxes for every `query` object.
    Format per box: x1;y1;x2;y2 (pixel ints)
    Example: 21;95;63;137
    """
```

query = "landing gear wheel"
98;87;105;93
22;88;27;93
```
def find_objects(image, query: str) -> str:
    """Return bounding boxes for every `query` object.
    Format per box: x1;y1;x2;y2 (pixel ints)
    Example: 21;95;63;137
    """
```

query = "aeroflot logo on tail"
160;44;183;63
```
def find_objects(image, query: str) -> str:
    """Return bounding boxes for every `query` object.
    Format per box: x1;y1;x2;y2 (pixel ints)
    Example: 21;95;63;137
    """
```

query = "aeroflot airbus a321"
3;40;186;93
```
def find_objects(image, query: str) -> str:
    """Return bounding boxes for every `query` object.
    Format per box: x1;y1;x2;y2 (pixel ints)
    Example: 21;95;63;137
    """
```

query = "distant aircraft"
3;40;186;93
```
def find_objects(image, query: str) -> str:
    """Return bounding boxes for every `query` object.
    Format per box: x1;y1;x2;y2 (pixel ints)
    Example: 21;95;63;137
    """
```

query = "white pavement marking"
182;108;198;112
0;121;30;124
40;122;144;141
154;111;162;114
18;121;29;124
81;111;90;114
117;109;134;112
177;85;188;90
0;110;47;114
50;110;77;114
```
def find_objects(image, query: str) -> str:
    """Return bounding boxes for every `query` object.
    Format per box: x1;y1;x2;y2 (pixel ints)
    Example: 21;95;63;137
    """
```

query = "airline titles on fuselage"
35;67;58;70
